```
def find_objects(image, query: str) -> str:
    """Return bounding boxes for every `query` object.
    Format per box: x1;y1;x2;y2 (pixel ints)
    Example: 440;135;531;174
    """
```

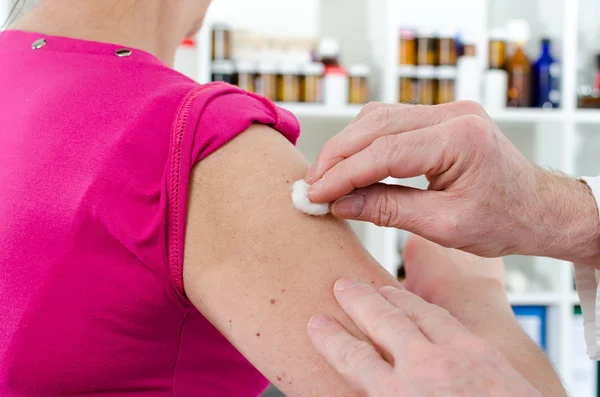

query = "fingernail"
332;194;365;218
335;277;361;291
308;314;332;328
305;163;319;183
307;179;323;198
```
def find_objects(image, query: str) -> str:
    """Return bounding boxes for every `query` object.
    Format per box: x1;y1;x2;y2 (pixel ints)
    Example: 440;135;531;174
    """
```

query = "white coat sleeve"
574;176;600;360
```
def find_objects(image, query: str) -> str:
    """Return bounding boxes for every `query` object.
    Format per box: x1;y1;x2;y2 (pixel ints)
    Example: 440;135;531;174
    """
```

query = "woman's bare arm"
183;124;401;396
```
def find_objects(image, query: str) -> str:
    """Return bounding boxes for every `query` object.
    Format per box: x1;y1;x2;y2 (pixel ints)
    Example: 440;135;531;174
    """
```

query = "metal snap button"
115;48;132;57
32;38;47;50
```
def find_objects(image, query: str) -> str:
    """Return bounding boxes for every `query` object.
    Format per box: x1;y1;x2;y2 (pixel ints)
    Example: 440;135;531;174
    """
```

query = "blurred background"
3;0;600;395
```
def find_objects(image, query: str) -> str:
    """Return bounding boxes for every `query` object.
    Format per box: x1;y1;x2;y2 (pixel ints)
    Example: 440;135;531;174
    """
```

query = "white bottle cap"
399;28;417;40
303;62;325;76
348;64;370;77
507;19;530;43
488;28;509;41
212;60;235;74
318;37;340;58
212;23;231;31
236;60;256;74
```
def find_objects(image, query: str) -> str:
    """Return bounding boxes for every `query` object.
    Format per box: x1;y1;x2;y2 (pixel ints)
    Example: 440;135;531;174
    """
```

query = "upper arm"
183;123;401;396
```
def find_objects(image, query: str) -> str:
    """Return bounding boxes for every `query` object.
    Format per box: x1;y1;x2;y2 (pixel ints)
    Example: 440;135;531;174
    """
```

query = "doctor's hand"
307;278;541;397
305;101;600;264
393;235;566;397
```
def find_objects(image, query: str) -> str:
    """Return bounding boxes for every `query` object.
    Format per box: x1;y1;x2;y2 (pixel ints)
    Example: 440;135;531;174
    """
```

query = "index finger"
307;120;455;203
332;278;430;358
307;314;394;395
306;101;489;184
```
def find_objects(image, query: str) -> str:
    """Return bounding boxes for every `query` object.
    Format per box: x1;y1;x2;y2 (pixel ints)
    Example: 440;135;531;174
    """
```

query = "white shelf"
508;292;563;306
276;103;363;119
575;109;600;124
489;109;566;123
278;103;567;124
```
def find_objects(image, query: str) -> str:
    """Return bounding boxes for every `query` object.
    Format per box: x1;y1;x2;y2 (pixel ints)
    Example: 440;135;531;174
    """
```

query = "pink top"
0;30;300;396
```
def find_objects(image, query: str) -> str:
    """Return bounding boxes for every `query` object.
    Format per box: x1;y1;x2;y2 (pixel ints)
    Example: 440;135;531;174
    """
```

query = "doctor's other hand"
401;234;505;308
305;101;600;263
398;235;567;397
307;278;541;397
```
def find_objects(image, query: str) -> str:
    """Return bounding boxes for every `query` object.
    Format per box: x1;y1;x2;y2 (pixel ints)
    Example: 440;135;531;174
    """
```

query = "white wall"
205;0;319;36
394;0;486;36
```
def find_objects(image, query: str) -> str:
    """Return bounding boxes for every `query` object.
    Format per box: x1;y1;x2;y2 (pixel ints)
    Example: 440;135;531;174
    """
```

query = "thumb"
331;184;452;238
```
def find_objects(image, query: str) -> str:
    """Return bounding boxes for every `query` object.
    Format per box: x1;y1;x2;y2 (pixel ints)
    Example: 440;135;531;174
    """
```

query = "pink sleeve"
167;82;301;301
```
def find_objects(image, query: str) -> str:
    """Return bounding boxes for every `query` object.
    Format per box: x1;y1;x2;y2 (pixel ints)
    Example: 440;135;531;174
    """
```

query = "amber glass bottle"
506;20;532;107
507;46;531;107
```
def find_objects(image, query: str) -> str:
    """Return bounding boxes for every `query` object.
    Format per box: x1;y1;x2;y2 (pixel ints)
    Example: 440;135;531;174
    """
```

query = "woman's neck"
12;0;189;65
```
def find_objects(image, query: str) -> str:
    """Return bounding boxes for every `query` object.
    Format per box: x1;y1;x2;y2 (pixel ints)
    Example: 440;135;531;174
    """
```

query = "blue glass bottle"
533;38;560;108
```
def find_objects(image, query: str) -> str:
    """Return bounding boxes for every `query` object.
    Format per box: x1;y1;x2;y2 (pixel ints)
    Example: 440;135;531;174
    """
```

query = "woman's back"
0;30;292;396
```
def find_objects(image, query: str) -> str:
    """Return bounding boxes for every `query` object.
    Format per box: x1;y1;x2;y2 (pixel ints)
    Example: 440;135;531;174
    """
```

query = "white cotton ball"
291;180;330;216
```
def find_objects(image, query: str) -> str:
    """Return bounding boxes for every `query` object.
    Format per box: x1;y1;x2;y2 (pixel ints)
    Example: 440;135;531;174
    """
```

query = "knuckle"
361;101;386;116
368;135;396;163
366;106;392;128
434;212;461;248
454;114;489;138
371;188;402;227
386;289;418;307
337;340;375;368
452;100;487;118
366;308;403;335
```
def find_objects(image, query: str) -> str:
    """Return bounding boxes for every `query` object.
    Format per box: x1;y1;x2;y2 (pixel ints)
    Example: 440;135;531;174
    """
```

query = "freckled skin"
270;299;276;305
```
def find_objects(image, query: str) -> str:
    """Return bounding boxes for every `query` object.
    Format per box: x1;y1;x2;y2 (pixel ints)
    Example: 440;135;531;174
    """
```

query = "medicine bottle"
301;63;324;103
277;62;301;103
417;29;437;66
438;28;457;66
255;62;278;101
174;37;198;80
532;38;560;108
488;28;507;70
318;37;349;107
399;28;417;66
212;24;232;61
235;60;256;93
417;66;437;105
456;43;482;103
348;64;370;104
398;66;417;103
483;30;509;109
506;20;532;107
436;66;456;104
211;61;235;84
